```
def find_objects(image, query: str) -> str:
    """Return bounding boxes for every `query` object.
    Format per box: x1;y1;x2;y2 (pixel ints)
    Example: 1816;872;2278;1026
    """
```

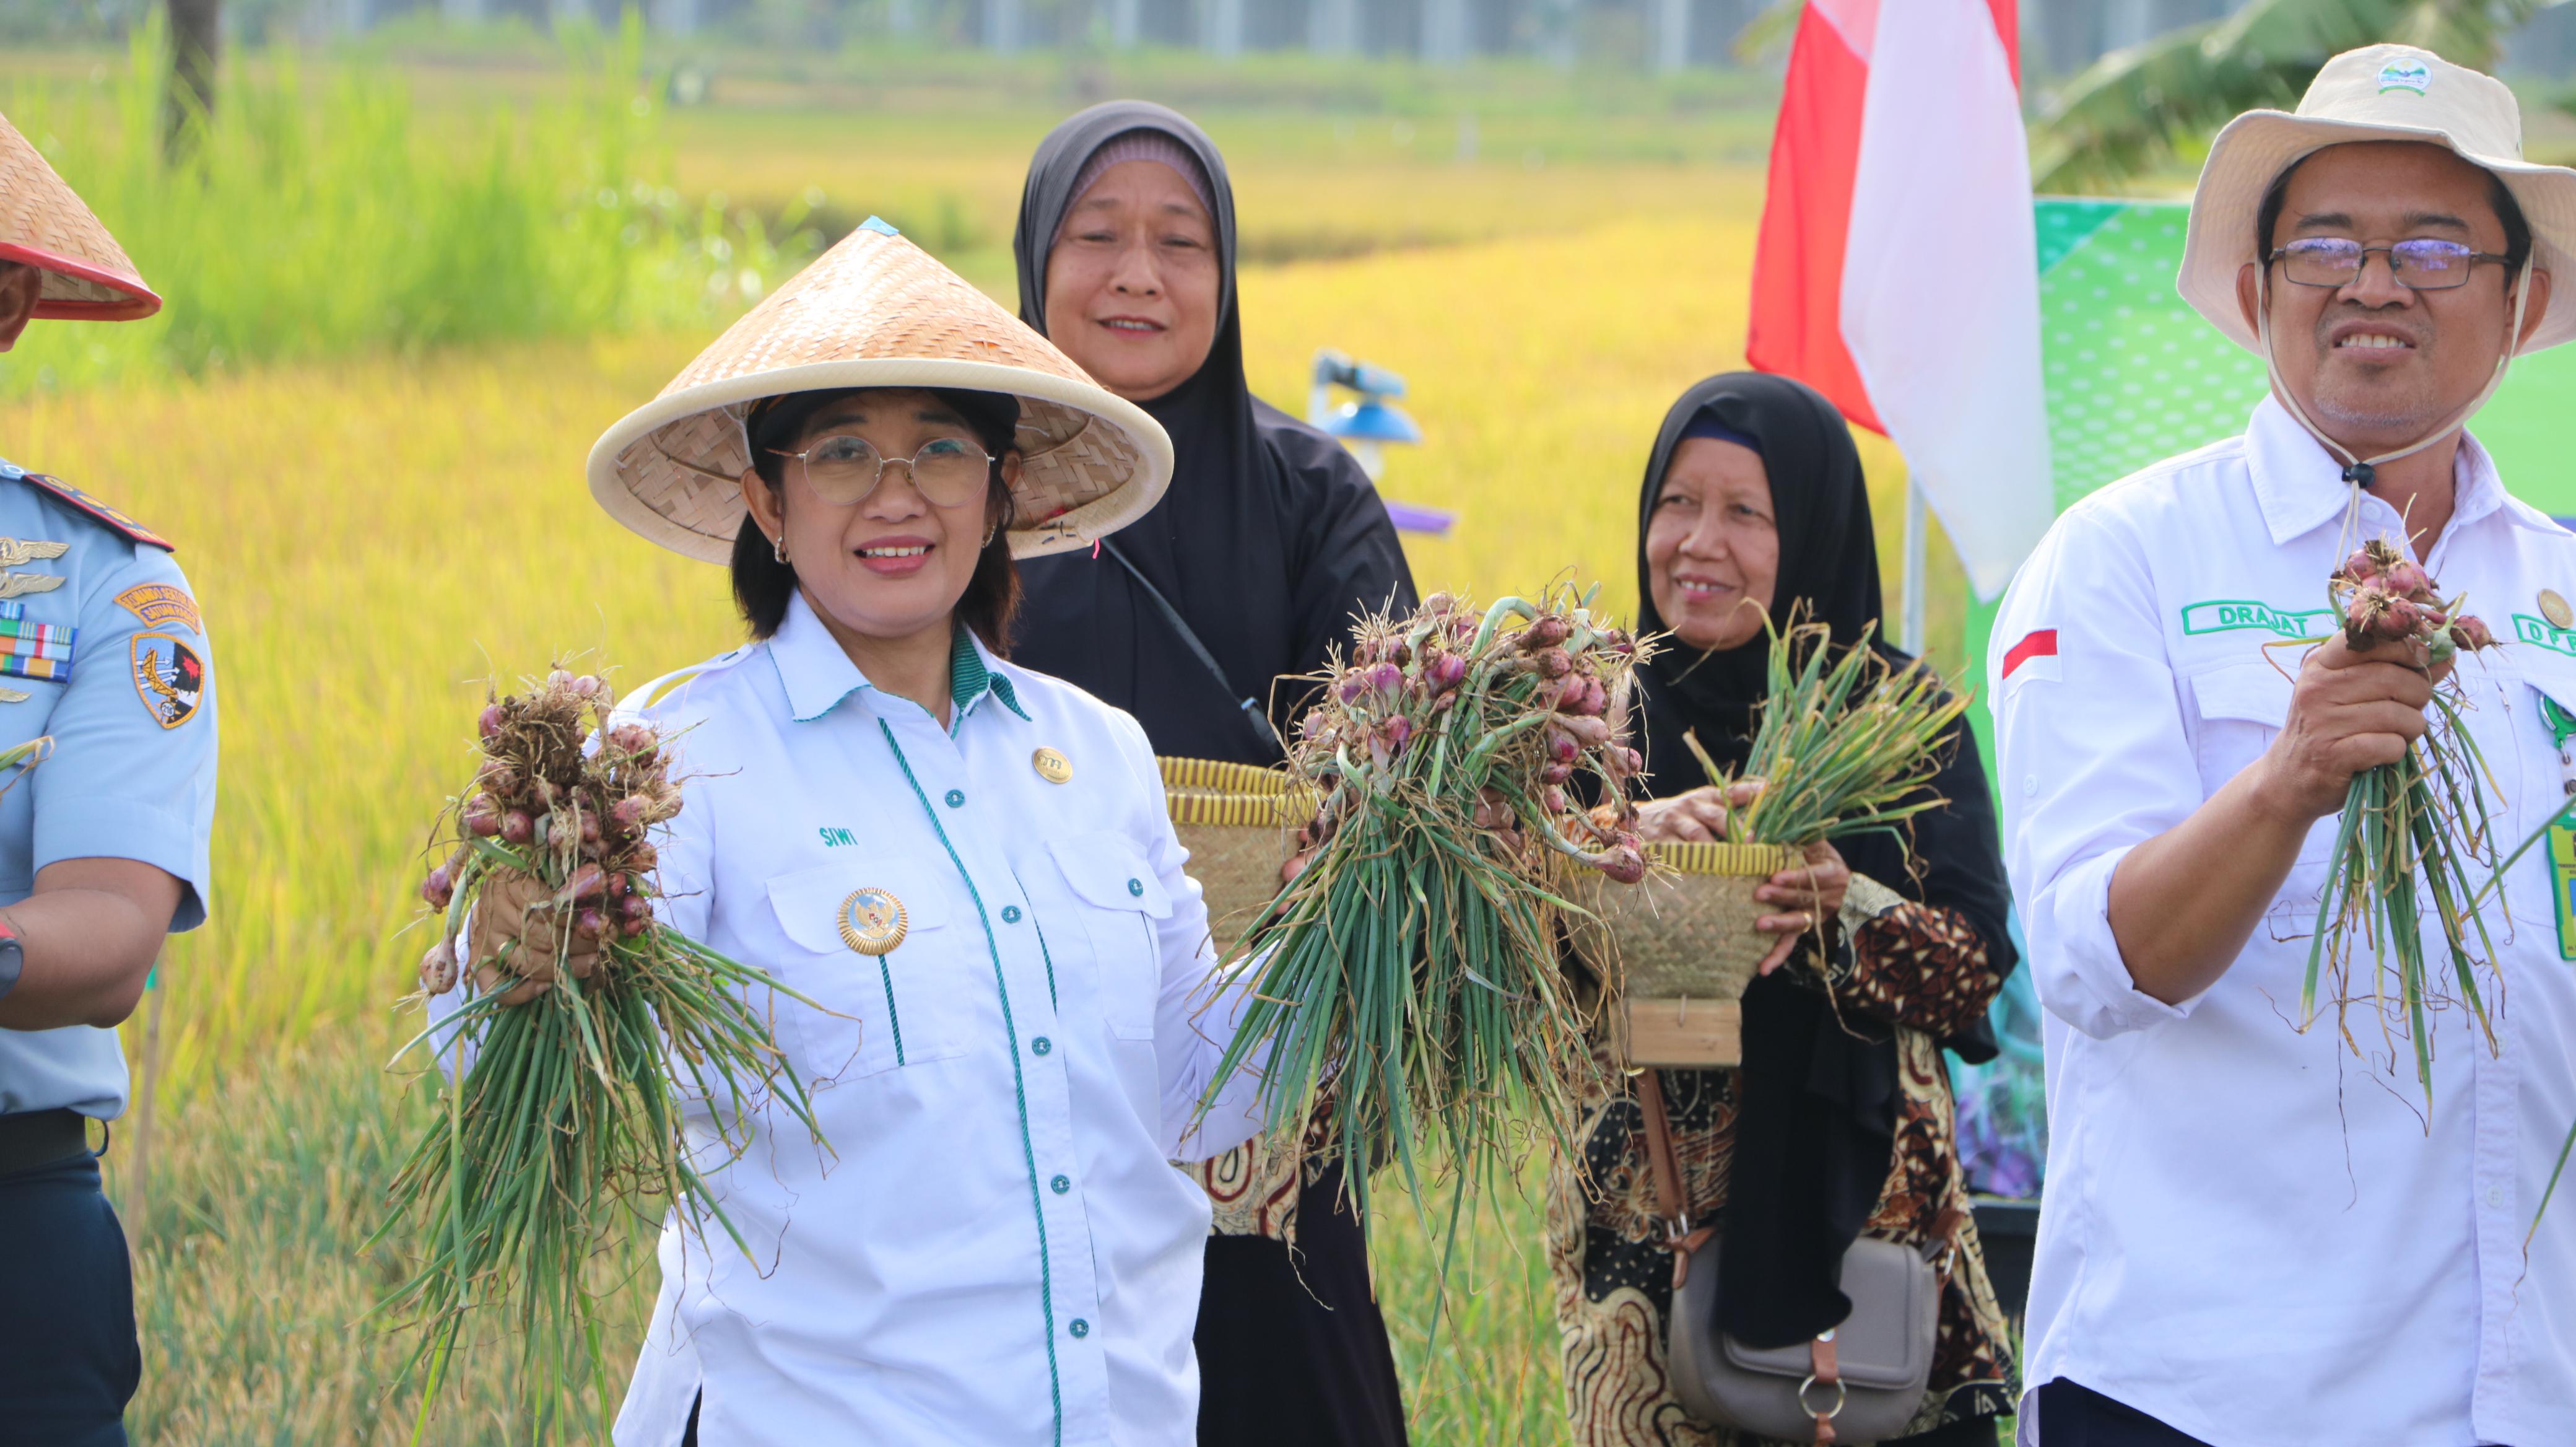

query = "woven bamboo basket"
1159;757;1314;956
1571;840;1802;1069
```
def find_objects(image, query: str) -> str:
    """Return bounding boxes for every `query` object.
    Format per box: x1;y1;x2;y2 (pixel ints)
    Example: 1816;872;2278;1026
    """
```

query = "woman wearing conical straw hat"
0;111;220;1447
495;216;1266;1443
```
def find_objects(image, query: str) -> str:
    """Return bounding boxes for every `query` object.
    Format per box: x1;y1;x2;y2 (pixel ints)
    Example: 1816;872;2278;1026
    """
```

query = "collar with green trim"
769;590;1027;729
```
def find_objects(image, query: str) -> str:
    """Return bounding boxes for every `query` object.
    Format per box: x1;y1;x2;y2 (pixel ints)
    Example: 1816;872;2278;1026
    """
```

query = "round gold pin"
2543;589;2573;630
1033;746;1073;785
837;887;908;956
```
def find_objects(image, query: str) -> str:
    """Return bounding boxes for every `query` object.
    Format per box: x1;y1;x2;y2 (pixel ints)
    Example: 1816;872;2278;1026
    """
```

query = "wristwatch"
0;912;22;1002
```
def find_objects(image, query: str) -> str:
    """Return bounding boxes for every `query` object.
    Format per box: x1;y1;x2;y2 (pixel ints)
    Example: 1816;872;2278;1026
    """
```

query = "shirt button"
1002;905;1022;924
944;789;966;808
1068;1318;1090;1339
1031;1036;1052;1056
1050;1173;1071;1195
2023;774;2038;797
2488;1184;2507;1209
1126;878;1144;896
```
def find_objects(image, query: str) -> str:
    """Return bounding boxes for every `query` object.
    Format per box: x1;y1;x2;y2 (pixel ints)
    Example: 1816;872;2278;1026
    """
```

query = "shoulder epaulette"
2;466;175;552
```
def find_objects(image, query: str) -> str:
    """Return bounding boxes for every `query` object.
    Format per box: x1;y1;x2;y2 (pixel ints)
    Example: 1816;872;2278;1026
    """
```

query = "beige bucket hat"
589;217;1172;563
0;109;159;321
2179;44;2576;354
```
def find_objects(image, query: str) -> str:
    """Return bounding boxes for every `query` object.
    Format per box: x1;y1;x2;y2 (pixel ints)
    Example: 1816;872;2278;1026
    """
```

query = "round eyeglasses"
765;434;997;508
2269;237;2515;292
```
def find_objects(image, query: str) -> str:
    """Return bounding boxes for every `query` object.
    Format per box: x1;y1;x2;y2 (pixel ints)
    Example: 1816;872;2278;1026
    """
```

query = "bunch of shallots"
1210;588;1650;1251
381;665;820;1435
2308;540;2502;1101
2333;538;2496;665
415;669;684;1000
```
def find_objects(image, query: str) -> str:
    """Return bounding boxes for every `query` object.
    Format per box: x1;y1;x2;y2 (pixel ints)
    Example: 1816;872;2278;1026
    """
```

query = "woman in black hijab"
1549;374;2019;1446
1010;102;1416;1447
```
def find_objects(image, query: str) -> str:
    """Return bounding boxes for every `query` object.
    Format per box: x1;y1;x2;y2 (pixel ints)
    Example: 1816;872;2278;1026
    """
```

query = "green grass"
111;1026;1565;1444
0;20;812;398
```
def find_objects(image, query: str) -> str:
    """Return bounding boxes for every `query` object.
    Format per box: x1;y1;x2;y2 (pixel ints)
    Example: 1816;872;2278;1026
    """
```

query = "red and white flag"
1747;0;2051;600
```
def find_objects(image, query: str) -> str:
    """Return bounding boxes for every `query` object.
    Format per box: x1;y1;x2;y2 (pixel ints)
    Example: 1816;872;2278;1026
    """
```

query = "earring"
772;533;790;565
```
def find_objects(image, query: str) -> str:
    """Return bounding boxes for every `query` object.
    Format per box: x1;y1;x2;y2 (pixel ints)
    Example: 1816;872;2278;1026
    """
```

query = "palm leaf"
2030;0;2565;193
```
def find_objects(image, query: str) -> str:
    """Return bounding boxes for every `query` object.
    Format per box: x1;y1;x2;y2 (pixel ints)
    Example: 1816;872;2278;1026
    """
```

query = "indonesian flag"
1746;0;2051;601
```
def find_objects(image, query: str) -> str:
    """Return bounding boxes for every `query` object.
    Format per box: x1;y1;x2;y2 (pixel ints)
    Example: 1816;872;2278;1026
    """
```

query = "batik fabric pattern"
1549;883;2019;1446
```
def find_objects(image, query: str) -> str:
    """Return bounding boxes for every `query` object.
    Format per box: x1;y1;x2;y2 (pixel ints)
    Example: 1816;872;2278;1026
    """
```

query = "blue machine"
1308;349;1452;535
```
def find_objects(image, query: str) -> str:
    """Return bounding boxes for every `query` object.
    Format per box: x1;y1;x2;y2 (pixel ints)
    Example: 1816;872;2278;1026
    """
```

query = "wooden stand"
1616;996;1742;1068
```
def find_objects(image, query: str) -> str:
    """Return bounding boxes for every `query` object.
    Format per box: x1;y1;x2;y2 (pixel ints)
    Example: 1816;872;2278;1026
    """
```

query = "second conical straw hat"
0;108;159;321
589;217;1172;562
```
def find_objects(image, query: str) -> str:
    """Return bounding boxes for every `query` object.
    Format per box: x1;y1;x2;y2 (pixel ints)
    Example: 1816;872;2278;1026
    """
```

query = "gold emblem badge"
837;887;908;956
1033;746;1073;785
2543;589;2574;630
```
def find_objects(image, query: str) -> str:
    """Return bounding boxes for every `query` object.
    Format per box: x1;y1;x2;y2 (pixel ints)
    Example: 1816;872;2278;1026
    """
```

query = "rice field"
0;41;1967;1443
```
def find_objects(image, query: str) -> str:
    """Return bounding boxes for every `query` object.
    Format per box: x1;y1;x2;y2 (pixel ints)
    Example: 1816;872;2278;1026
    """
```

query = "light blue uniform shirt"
0;460;218;1120
433;592;1264;1445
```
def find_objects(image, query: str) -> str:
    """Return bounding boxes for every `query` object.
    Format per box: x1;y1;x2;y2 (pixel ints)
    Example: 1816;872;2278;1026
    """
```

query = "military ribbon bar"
0;601;76;682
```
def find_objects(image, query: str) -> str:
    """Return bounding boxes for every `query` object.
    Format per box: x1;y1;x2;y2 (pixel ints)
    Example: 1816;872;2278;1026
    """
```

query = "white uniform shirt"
437;593;1264;1446
1992;398;2576;1446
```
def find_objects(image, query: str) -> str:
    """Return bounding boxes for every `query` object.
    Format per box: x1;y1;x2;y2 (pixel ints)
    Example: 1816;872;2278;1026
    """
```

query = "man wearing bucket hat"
0;112;219;1446
1991;46;2576;1445
439;214;1271;1444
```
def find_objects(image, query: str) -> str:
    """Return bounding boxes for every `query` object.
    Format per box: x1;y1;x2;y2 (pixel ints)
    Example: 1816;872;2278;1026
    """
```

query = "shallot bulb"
464;797;502;837
2452;614;2497;650
1590;843;1648;885
1521;616;1571;650
421;865;455;910
478;703;509;740
1424;652;1468;693
419;939;459;996
500;811;535;846
1556;714;1614;747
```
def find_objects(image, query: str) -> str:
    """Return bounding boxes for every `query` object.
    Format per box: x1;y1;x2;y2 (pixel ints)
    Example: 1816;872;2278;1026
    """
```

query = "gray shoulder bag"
1637;1069;1941;1444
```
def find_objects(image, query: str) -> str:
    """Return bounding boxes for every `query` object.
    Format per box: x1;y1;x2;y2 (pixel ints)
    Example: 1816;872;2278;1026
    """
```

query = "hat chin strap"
2256;259;2533;492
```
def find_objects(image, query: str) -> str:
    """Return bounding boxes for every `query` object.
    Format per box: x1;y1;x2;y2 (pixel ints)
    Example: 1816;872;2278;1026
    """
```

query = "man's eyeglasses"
765;434;997;508
2269;237;2515;291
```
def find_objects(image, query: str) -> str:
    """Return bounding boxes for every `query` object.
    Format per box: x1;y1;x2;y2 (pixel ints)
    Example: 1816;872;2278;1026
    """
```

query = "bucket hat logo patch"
2380;58;2432;95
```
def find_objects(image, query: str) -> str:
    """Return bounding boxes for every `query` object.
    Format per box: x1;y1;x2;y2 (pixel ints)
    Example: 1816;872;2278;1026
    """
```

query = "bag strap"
1098;537;1284;756
1636;1070;1714;1280
1640;1070;1842;1444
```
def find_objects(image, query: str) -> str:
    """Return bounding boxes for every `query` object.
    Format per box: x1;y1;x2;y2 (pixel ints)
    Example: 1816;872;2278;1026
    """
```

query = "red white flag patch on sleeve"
2001;628;2060;686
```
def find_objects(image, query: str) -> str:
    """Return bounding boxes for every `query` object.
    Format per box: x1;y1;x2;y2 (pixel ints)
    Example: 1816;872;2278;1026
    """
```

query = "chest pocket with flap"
1046;831;1173;1041
765;861;961;1082
2187;661;2292;795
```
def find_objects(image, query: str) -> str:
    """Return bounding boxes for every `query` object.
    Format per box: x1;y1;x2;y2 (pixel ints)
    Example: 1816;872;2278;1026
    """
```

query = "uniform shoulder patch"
10;471;175;553
115;582;202;634
131;632;207;728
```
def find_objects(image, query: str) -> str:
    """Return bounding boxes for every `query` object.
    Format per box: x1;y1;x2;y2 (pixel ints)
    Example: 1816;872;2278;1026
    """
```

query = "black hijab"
1632;373;2014;1350
1008;101;1416;764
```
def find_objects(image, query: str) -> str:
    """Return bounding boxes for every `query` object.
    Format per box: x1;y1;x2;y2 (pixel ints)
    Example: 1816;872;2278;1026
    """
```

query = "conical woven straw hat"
0;109;159;321
589;217;1172;562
